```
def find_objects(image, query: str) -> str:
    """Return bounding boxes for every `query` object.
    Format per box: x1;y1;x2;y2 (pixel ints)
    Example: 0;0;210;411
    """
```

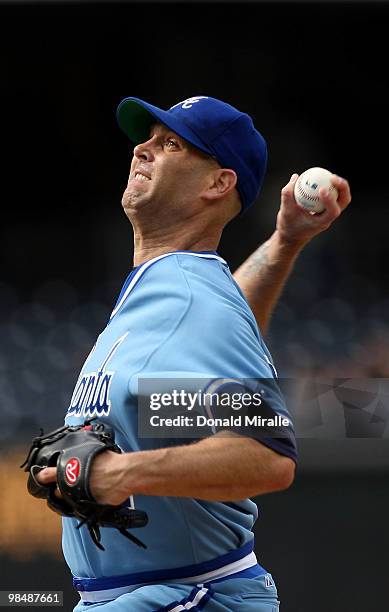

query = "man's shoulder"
121;251;256;335
173;252;240;300
144;251;230;287
175;254;257;324
135;251;236;305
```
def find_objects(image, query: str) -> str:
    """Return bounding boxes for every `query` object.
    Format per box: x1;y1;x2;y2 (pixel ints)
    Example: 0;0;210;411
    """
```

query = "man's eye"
165;139;178;149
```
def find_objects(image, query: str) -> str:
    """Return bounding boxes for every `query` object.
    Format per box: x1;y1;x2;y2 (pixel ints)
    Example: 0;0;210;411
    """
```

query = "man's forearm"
233;230;304;335
94;435;295;504
234;173;351;335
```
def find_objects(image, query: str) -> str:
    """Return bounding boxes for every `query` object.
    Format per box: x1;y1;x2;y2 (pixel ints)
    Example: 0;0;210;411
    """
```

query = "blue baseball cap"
116;95;268;212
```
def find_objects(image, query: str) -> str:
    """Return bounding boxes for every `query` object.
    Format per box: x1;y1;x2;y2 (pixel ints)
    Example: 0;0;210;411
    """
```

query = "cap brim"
116;97;214;157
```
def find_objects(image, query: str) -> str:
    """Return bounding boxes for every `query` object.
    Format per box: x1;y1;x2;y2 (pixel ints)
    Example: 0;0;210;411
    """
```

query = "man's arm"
37;434;295;504
233;173;352;334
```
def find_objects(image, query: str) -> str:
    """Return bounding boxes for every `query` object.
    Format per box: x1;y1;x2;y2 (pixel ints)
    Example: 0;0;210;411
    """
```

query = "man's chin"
121;191;151;215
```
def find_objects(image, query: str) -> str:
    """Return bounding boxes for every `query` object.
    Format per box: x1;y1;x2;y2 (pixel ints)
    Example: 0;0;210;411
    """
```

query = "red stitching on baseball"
297;181;335;202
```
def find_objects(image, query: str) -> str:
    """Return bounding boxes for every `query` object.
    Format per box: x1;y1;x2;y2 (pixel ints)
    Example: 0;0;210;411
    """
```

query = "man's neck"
133;235;220;267
130;208;224;267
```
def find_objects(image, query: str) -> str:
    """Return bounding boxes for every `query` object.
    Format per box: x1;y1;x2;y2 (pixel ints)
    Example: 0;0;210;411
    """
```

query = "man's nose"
133;138;155;162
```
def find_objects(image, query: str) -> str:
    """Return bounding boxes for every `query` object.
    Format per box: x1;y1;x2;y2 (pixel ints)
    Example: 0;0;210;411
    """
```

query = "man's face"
122;123;217;218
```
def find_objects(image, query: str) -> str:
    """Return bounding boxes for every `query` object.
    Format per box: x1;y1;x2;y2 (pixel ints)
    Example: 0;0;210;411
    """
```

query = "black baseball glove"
20;418;148;551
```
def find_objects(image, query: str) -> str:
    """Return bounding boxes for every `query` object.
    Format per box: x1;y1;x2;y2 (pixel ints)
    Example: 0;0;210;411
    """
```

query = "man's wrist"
120;447;170;496
273;229;308;254
120;451;139;495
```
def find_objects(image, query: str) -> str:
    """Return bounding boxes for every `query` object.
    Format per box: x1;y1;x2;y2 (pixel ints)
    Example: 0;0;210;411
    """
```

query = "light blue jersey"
63;251;296;606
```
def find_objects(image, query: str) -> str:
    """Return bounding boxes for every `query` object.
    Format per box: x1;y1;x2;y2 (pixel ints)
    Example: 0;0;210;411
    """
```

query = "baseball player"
34;95;351;611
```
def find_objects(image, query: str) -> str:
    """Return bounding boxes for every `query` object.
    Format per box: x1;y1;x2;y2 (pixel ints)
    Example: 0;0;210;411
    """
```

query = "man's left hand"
36;450;130;506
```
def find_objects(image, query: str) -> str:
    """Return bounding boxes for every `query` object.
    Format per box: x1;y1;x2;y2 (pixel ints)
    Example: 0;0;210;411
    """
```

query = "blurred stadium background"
1;1;389;610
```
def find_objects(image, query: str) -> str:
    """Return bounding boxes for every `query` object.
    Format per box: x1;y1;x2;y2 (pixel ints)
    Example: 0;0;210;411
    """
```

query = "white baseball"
294;167;338;213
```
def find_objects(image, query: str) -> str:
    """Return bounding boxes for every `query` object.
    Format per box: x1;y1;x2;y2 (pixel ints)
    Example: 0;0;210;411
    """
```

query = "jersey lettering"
67;333;128;419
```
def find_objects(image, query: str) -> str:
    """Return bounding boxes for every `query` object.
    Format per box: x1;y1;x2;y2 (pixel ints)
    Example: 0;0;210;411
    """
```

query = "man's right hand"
276;172;352;248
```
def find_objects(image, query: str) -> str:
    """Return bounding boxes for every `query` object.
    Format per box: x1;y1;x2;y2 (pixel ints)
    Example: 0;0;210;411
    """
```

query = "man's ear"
202;168;237;201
